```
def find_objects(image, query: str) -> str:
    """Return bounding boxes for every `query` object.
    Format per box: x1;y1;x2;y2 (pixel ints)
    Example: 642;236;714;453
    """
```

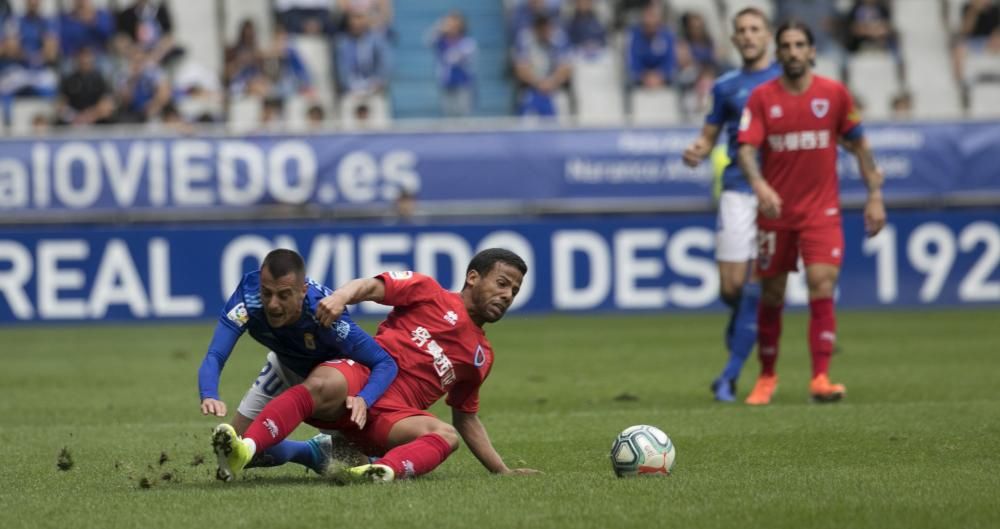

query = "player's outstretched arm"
452;409;540;476
317;278;387;327
841;136;886;236
197;321;242;417
682;124;721;167
738;143;782;218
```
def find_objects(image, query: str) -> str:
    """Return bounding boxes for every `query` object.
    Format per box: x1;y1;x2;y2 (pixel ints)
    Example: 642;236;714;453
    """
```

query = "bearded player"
737;20;886;405
683;7;780;402
212;248;540;482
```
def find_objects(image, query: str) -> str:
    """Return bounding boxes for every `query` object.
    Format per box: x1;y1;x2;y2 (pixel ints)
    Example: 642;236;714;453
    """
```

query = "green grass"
2;309;999;529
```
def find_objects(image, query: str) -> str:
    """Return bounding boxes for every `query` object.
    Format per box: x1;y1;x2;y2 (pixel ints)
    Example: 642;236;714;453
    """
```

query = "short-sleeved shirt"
705;62;782;192
373;271;494;414
737;75;862;229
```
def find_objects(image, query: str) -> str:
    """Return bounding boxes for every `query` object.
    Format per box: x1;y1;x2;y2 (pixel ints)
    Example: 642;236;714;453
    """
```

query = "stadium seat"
572;50;625;125
294;36;338;116
814;54;842;81
848;50;900;121
227;95;263;134
968;82;1000;118
167;0;222;84
10;97;54;136
221;0;273;45
629;87;681;125
9;0;59;16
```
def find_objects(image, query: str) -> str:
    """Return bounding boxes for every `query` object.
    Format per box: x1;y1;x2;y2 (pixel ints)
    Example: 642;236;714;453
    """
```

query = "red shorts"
756;224;844;278
305;360;433;457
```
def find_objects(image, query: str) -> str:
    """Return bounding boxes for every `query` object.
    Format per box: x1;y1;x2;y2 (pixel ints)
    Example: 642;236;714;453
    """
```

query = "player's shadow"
163;474;330;491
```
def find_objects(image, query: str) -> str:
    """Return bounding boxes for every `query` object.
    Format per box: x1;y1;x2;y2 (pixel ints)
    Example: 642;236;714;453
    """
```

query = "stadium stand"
2;0;1000;134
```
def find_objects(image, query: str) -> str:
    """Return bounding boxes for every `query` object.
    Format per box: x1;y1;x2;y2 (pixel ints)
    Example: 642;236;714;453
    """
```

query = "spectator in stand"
509;0;562;42
844;0;897;54
679;11;718;70
336;0;394;32
56;46;115;125
306;103;325;129
115;0;182;66
224;19;267;96
0;0;58;100
675;11;721;119
428;10;477;117
259;95;284;129
59;0;115;72
513;14;572;117
31;111;50;133
953;0;1000;83
335;8;391;97
262;24;313;100
115;47;171;122
567;0;607;54
626;2;676;88
275;0;333;35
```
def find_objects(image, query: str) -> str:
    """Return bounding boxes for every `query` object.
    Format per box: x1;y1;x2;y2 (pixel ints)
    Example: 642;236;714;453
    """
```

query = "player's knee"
430;423;460;451
302;370;347;406
719;286;741;307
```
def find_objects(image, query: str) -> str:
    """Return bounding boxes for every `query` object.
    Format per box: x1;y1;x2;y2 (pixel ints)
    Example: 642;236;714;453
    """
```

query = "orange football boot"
810;374;846;403
744;374;778;405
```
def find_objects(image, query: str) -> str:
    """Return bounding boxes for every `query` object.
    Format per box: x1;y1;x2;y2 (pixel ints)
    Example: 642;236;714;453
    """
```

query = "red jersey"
738;74;861;229
372;271;493;414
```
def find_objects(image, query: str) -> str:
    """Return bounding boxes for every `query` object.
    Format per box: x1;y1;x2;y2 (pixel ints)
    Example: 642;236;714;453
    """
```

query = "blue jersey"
197;271;397;407
705;62;782;192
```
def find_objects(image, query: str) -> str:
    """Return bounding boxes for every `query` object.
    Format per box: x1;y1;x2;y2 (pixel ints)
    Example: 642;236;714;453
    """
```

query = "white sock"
244;438;257;458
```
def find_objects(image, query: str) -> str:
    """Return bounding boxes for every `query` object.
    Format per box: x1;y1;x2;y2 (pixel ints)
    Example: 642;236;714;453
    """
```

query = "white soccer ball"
610;424;676;477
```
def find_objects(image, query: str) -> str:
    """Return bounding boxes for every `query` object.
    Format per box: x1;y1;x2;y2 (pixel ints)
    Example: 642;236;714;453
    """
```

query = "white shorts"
715;190;758;262
236;352;303;419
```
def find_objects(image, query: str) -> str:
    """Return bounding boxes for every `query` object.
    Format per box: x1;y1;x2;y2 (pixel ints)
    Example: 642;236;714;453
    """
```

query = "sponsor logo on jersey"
811;98;829;118
304;333;316;350
402;460;416;479
335;320;350;340
739;108;751;131
444;311;458;326
473;345;487;367
389;271;414;280
820;331;836;343
832;247;842;258
769;104;783;118
766;130;831;152
411;326;456;387
226;303;249;327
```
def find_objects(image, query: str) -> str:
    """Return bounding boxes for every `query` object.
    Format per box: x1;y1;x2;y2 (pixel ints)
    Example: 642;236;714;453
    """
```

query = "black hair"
775;19;815;47
466;248;528;278
261;249;305;281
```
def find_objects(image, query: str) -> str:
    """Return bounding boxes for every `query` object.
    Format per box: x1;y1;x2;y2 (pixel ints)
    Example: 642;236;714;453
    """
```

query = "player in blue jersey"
682;7;780;402
198;249;397;480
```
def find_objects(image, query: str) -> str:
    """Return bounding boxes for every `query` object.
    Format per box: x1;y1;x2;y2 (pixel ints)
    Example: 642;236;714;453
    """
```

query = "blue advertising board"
0;210;996;324
1;122;998;218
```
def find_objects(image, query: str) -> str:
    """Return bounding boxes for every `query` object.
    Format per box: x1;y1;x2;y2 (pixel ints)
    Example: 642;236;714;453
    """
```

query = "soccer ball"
610;425;675;477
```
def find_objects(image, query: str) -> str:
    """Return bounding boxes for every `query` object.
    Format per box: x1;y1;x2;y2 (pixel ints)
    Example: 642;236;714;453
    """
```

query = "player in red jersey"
736;20;886;405
213;248;540;482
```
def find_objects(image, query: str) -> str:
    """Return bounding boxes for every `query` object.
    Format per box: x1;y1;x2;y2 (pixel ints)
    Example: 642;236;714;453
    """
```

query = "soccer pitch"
2;309;998;529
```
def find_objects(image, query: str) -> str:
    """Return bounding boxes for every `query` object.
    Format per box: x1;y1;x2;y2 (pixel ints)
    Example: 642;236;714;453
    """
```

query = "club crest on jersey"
335;320;350;340
811;98;829;118
473;345;487;367
304;333;316;350
769;105;783;118
389;271;413;280
444;311;458;326
226;303;249;327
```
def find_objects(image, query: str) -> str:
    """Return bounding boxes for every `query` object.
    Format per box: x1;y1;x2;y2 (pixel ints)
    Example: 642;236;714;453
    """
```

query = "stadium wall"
0;123;997;324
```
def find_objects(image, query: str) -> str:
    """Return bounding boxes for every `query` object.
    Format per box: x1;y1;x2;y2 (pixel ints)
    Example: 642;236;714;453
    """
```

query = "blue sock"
246;440;320;471
721;282;760;381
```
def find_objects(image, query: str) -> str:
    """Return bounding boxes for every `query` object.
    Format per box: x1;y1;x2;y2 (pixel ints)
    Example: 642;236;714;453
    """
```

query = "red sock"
758;303;783;377
243;385;315;454
809;298;836;378
378;434;454;479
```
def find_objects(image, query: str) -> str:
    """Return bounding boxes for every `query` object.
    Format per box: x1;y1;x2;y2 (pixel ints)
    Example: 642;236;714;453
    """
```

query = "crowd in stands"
0;0;998;135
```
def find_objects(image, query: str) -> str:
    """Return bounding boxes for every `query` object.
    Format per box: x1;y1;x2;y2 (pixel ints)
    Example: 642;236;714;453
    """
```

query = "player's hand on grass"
505;468;542;476
201;398;227;417
864;194;887;237
345;396;367;429
754;182;782;219
316;293;348;327
682;137;711;167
